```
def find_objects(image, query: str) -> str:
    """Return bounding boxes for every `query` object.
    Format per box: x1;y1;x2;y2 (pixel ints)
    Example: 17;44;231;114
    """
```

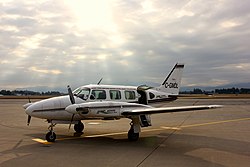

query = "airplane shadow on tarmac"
1;132;249;167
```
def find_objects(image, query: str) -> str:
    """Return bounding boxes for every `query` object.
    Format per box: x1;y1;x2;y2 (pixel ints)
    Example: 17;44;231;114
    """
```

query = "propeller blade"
27;115;31;126
68;114;75;130
67;85;75;104
67;85;76;130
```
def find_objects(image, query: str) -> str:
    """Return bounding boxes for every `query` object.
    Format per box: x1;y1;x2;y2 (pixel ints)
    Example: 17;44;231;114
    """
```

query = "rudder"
159;63;184;95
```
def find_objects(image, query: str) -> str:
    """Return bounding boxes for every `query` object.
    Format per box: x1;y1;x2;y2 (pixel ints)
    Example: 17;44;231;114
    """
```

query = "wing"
121;105;222;116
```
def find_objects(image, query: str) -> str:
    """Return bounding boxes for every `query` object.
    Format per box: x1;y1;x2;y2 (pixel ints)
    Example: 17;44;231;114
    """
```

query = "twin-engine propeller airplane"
23;63;222;142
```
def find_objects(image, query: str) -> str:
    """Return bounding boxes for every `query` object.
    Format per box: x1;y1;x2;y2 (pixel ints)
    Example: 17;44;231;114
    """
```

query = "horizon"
1;82;250;93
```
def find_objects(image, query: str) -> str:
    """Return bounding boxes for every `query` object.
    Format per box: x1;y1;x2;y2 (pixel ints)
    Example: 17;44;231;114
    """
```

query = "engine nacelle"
139;114;152;127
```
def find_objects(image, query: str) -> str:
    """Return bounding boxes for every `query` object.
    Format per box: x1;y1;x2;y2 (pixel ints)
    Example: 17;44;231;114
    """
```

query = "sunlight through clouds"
0;60;9;64
29;67;62;75
20;34;48;49
213;63;250;71
220;20;242;28
0;0;250;90
141;0;156;13
64;0;115;30
176;10;195;18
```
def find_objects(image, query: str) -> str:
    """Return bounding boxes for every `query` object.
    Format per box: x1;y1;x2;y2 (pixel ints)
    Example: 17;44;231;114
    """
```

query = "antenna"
97;78;103;85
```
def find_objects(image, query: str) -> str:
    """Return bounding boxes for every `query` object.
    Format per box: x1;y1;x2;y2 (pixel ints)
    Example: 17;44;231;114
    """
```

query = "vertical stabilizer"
158;63;184;95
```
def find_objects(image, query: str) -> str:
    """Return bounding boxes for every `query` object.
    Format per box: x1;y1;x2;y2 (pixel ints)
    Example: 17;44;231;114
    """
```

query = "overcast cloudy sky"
0;0;250;90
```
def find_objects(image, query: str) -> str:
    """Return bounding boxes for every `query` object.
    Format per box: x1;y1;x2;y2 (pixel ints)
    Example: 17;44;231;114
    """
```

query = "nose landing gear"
44;121;85;142
46;123;56;142
46;131;56;142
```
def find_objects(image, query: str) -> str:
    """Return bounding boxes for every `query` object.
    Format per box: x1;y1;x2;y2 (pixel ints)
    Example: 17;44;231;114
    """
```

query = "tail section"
158;63;184;95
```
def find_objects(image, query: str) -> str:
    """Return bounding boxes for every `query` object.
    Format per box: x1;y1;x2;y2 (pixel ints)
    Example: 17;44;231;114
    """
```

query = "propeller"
27;97;32;126
67;85;76;130
67;85;75;104
27;115;31;126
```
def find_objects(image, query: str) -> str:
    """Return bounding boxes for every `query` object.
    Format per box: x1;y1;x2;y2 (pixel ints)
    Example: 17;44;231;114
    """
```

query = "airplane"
23;63;222;142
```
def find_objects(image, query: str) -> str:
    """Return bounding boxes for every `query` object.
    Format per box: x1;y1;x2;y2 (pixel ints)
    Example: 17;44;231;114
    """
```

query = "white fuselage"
25;84;175;121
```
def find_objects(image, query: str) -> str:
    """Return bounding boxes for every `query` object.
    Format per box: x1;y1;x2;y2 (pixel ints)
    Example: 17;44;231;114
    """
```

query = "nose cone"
25;102;43;117
23;103;33;109
25;104;34;116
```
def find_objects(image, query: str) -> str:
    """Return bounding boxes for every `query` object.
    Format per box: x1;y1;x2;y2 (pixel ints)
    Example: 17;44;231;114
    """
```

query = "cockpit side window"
91;90;106;100
109;90;121;100
73;88;90;100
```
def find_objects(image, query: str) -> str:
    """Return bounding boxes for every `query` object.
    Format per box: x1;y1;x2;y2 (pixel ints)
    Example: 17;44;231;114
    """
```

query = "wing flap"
122;105;222;116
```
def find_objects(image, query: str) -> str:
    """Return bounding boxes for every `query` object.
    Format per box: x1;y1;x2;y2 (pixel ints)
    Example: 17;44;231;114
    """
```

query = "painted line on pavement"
32;117;250;144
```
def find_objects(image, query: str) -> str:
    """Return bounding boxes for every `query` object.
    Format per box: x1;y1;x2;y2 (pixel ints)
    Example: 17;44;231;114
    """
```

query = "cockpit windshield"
72;87;90;100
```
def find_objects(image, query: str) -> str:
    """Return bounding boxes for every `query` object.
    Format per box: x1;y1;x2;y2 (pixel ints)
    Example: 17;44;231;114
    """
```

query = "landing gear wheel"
128;128;139;141
46;131;56;142
74;122;84;133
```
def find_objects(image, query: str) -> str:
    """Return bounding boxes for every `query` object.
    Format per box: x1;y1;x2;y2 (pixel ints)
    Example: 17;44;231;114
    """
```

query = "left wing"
121;105;222;116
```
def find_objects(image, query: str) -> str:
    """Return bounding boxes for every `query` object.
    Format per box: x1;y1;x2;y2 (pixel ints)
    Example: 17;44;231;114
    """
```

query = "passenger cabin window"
109;90;121;100
91;90;106;100
125;90;136;100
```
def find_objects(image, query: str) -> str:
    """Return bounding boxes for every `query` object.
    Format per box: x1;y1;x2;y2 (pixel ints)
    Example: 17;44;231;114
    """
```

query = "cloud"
29;66;62;75
0;0;250;90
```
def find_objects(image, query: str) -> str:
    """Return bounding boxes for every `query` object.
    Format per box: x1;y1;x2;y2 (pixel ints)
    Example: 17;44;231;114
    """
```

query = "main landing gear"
74;121;84;133
127;121;140;141
45;121;85;142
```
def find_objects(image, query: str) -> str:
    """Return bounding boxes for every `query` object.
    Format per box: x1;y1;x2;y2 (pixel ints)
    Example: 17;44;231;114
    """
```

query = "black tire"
128;129;139;141
46;131;56;142
74;122;84;133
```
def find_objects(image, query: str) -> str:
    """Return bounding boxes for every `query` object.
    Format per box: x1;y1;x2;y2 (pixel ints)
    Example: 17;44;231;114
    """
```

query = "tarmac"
0;98;250;167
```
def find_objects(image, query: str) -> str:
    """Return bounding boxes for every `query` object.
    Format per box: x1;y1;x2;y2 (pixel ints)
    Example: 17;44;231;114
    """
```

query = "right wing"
121;105;222;116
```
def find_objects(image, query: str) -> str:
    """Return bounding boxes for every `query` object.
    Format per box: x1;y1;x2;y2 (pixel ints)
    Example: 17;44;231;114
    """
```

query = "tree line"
0;90;63;96
1;87;250;96
181;87;250;94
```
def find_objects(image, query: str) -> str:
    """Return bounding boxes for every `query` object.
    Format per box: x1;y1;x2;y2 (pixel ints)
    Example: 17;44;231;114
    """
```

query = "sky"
0;0;250;91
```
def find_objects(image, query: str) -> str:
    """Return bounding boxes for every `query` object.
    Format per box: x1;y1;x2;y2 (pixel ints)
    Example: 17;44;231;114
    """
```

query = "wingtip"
209;105;223;108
